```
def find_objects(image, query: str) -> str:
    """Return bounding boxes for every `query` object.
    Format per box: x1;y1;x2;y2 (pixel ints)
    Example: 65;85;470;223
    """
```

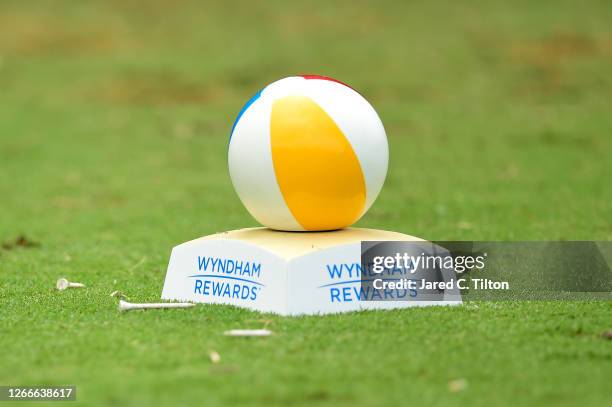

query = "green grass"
1;0;611;405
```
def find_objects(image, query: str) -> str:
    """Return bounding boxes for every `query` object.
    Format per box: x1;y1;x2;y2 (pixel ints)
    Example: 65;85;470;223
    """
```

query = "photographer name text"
373;278;509;291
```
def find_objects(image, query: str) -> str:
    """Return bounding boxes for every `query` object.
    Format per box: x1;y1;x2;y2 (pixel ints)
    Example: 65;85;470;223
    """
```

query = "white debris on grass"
448;378;468;392
209;351;221;364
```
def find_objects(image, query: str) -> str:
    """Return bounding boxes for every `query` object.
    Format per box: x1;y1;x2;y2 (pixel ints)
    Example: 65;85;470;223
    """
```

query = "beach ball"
228;75;388;231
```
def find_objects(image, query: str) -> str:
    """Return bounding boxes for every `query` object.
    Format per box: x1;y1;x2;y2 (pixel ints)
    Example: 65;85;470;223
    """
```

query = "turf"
0;0;611;405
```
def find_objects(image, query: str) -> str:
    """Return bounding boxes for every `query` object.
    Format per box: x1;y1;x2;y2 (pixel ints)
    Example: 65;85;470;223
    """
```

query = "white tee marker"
118;300;195;312
56;278;85;291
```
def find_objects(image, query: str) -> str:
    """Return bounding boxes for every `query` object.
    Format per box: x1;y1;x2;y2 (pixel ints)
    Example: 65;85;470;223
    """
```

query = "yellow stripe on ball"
270;95;366;231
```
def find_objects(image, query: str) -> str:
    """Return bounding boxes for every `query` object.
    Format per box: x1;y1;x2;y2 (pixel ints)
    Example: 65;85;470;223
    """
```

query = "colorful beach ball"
228;75;388;231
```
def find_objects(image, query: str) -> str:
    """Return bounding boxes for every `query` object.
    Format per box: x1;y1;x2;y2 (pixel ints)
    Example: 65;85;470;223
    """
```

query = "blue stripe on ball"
229;88;263;143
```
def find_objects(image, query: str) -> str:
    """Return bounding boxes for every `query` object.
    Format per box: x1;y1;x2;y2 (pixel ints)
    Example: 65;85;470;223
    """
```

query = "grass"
0;0;611;405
